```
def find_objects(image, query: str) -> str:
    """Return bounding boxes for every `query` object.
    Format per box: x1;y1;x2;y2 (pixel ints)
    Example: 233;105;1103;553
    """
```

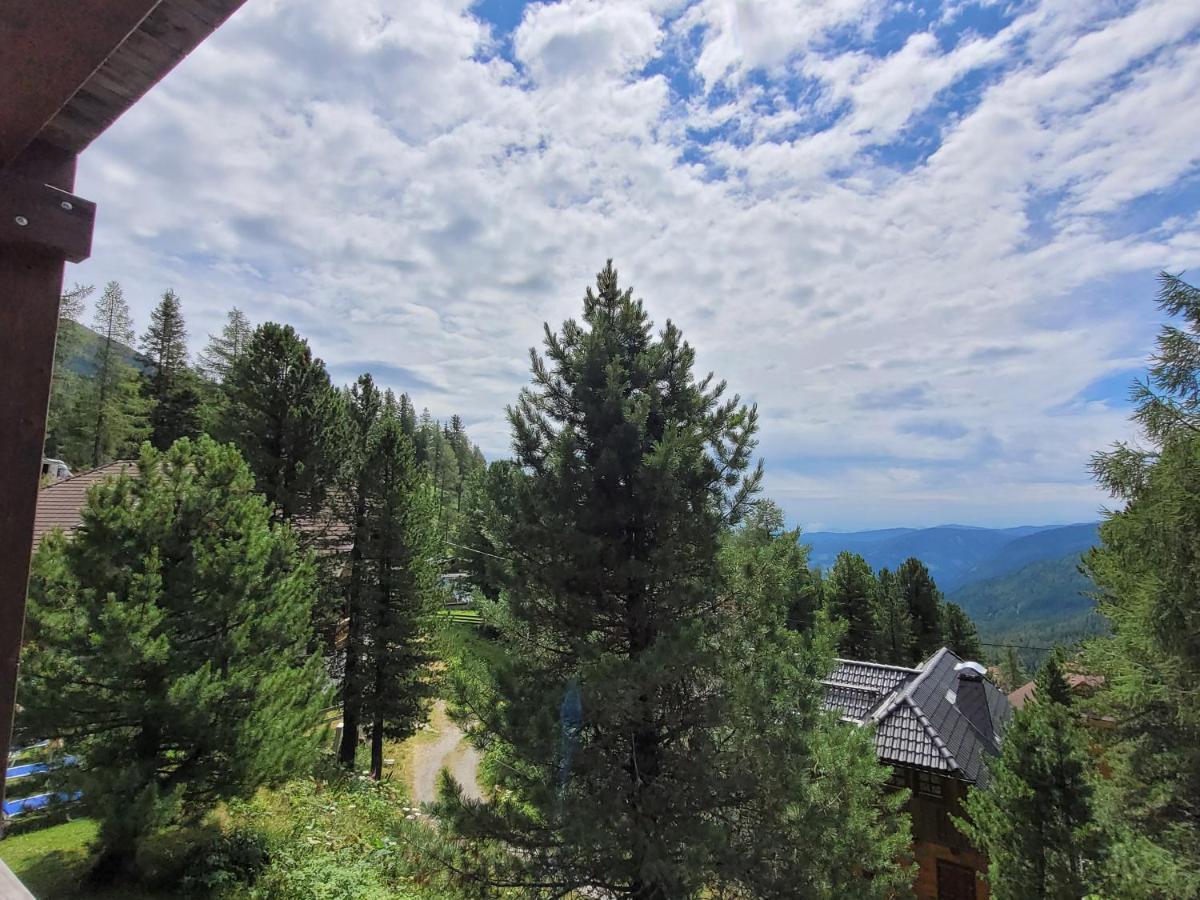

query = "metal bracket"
0;173;95;263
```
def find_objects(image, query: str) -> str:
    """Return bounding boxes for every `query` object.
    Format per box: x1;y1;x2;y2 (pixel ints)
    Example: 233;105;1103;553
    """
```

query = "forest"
3;266;1199;900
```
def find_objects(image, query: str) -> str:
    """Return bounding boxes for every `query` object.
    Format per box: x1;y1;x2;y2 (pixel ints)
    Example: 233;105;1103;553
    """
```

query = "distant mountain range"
804;523;1104;653
61;320;149;377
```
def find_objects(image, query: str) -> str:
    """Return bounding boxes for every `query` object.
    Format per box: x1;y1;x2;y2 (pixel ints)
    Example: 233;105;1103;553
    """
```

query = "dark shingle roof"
823;647;1012;785
32;461;137;548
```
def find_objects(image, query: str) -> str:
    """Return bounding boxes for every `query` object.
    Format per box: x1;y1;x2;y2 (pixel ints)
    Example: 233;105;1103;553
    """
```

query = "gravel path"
411;701;483;805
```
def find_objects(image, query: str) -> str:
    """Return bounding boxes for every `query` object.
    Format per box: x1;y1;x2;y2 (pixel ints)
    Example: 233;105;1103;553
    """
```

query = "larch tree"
18;438;328;881
959;659;1104;900
73;280;148;467
431;262;908;899
198;306;253;383
44;283;93;462
358;413;441;780
898;557;943;661
824;551;879;658
218;322;342;526
140;289;201;449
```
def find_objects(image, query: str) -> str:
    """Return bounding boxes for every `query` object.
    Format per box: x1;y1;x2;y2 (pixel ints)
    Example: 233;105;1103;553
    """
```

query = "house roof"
824;647;1013;786
32;461;137;547
1008;672;1105;710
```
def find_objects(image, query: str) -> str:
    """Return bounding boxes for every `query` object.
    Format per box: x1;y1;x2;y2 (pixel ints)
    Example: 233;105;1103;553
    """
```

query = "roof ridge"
904;695;961;772
43;459;136;489
833;657;920;674
869;646;950;723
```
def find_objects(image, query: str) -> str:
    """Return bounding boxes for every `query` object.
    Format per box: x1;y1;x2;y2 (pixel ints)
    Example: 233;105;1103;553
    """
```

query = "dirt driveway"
409;701;482;805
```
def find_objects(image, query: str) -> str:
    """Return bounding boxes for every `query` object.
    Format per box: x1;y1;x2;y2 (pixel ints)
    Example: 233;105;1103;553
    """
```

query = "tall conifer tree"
44;283;93;461
898;557;943;660
140;289;201;449
872;567;914;665
433;262;907;898
219;322;341;525
825;551;879;658
942;602;983;660
359;414;440;780
198;307;253;383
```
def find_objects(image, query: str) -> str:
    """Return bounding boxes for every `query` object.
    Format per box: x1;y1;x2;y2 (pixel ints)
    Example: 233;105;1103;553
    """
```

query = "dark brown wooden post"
0;140;94;814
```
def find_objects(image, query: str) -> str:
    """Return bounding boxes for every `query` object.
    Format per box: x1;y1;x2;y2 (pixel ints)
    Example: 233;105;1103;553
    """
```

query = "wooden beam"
0;174;96;263
0;0;161;166
0;141;76;823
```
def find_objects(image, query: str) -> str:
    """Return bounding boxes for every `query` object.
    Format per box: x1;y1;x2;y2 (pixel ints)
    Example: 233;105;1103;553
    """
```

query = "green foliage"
55;281;150;467
140;290;202;449
432;262;907;898
358;413;442;778
897;557;942;661
218;322;342;524
198;307;253;384
1084;431;1200;892
722;499;821;632
824;551;878;658
18;438;330;878
871;567;913;665
44;283;94;462
453;460;523;600
942;601;982;660
958;663;1105;900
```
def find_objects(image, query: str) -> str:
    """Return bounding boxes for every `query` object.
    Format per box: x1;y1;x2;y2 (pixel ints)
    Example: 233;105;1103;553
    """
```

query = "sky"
68;0;1200;531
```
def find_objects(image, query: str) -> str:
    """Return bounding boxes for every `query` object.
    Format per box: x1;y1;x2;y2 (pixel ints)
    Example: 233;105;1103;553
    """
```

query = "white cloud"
67;0;1200;528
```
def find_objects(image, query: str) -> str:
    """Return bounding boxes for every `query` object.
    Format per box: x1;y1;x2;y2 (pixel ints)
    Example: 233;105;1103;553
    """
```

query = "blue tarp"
2;791;81;818
5;756;76;781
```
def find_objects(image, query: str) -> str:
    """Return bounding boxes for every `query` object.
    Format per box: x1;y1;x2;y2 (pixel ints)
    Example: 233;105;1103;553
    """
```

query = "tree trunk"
370;711;384;780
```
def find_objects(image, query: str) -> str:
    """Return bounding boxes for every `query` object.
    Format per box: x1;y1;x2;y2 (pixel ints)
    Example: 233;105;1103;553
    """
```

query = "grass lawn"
0;817;200;899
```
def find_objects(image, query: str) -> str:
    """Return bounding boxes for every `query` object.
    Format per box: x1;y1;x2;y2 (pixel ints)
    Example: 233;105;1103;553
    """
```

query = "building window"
916;771;944;798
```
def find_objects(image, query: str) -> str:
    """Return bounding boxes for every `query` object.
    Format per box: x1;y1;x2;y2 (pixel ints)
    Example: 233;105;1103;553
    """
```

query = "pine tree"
18;438;327;881
336;375;383;768
359;414;440;780
454;460;522;600
958;659;1105;899
140;289;200;449
218;322;341;525
1082;273;1200;892
432;262;906;898
872;567;914;665
942;601;983;660
824;551;879;658
198;307;253;383
898;557;943;660
68;281;148;467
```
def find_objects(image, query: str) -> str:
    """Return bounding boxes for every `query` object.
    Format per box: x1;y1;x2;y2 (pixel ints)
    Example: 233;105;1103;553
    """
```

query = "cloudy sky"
69;0;1200;530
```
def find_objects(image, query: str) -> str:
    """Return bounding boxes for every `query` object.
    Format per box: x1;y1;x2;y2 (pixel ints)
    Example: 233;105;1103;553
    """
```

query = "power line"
979;640;1059;653
444;539;509;562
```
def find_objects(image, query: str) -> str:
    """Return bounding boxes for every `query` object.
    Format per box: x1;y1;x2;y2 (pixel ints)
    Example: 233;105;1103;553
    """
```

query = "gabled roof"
32;461;137;547
823;647;1013;786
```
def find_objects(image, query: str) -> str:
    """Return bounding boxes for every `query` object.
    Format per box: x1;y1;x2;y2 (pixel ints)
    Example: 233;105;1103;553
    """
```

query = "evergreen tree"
218;322;341;525
140;289;201;449
454;460;522;600
959;659;1104;900
898;557;943;661
872;567;914;665
44;283;93;461
18;438;327;880
69;281;149;467
198;306;253;383
942;601;983;660
824;551;879;658
335;374;383;768
359;414;440;780
1082;273;1200;892
1000;645;1028;692
722;499;821;633
432;262;906;898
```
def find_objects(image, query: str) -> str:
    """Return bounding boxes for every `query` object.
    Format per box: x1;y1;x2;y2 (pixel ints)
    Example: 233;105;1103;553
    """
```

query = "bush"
176;828;271;895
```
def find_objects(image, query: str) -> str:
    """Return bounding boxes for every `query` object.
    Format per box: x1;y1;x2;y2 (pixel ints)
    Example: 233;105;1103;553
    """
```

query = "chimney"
954;660;994;740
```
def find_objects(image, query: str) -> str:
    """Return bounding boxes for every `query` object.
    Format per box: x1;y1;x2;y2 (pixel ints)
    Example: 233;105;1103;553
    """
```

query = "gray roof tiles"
823;647;1012;786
